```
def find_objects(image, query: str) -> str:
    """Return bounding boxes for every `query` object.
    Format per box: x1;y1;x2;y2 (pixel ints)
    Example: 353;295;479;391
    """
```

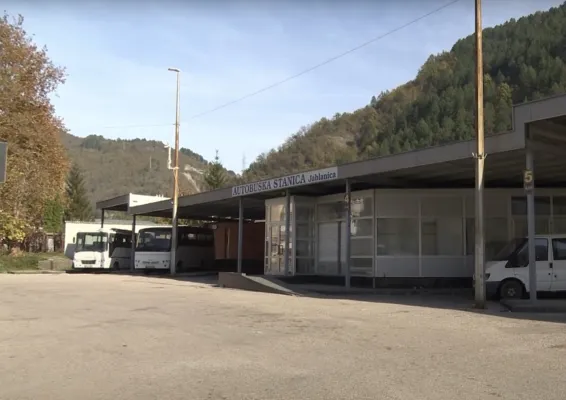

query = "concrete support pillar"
345;179;351;289
284;191;291;276
526;137;537;302
130;215;136;272
237;196;244;274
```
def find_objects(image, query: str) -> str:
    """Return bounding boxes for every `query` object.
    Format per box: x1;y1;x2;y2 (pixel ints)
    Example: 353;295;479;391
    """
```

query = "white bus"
134;226;215;272
72;228;133;270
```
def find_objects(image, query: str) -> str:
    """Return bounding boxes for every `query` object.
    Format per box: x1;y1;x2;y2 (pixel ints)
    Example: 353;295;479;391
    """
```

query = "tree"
494;82;513;133
242;3;566;181
65;163;92;221
203;150;227;190
0;13;68;248
43;195;65;232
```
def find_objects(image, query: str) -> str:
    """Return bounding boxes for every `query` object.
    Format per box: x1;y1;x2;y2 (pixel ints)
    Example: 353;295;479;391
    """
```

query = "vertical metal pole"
473;0;486;309
284;191;291;276
169;68;181;275
337;222;342;275
130;215;136;272
237;196;244;273
101;209;105;228
345;179;351;289
526;141;537;302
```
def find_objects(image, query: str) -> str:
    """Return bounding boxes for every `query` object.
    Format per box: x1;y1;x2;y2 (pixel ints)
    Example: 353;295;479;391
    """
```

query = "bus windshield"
76;232;108;252
136;229;172;252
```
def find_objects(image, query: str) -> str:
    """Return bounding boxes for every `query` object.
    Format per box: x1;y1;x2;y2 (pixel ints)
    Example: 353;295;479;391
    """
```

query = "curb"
5;270;66;275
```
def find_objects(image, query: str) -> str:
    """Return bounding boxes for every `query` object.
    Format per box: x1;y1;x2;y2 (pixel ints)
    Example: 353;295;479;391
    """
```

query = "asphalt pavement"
1;274;565;400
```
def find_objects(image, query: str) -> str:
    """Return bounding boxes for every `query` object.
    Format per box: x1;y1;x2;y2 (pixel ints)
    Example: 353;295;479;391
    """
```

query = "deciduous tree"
0;13;68;247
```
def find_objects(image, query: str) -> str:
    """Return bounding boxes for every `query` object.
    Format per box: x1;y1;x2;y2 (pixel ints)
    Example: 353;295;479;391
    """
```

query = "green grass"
0;252;69;272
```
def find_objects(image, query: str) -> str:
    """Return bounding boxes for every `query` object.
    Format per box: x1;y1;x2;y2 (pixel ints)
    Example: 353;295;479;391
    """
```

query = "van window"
552;239;566;260
517;238;548;264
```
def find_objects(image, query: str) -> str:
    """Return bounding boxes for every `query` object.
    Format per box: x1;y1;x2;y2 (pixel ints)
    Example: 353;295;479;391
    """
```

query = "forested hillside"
243;3;566;181
61;132;236;206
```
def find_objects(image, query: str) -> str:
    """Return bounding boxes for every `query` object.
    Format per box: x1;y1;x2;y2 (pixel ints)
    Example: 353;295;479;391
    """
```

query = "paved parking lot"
1;274;566;400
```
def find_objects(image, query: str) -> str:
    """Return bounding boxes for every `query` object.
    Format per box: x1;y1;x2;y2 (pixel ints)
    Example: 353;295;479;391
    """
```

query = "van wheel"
499;279;524;300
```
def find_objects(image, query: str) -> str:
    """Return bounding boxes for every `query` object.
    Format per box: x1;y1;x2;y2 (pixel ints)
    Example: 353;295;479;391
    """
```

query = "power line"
97;0;462;131
100;122;173;130
188;0;462;120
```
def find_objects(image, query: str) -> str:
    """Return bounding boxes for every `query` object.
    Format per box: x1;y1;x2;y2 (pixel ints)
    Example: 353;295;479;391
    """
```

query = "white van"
485;234;566;299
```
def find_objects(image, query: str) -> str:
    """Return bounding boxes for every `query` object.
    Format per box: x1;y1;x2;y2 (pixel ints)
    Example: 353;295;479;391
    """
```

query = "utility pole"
473;0;486;309
168;67;181;275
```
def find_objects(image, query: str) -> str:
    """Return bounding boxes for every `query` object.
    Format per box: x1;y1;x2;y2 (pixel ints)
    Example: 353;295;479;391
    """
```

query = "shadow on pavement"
298;288;566;325
65;269;566;324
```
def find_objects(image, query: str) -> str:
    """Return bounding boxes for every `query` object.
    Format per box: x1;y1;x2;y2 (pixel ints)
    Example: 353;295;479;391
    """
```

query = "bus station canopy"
96;193;170;213
124;95;566;221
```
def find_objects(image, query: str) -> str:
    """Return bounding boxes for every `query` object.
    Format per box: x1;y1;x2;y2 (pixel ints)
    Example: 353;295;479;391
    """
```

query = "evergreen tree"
203;150;227;190
65;163;92;221
241;3;566;182
43;195;65;232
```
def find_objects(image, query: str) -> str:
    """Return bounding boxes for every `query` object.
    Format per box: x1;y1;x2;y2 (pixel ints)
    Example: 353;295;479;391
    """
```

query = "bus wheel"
499;279;524;300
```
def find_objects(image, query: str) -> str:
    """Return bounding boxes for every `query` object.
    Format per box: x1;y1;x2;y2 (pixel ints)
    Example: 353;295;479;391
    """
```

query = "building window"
511;196;551;216
465;217;508;260
376;218;419;256
296;204;314;222
511;196;551;238
351;219;373;237
351;238;373;257
317;201;344;221
376;195;418;218
269;204;286;222
552;196;566;234
421;196;463;217
421;217;463;256
420;196;463;257
349;257;373;277
350;196;373;218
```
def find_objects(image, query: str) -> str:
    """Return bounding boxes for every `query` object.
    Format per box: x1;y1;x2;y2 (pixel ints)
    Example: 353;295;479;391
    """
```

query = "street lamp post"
168;67;181;275
473;0;486;308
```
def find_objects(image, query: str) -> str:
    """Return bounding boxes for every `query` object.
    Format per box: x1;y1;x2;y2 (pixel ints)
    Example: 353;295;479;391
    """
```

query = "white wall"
128;194;169;210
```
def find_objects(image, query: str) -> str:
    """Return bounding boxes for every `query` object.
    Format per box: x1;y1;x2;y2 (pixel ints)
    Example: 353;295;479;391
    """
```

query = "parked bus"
134;226;215;272
72;228;133;270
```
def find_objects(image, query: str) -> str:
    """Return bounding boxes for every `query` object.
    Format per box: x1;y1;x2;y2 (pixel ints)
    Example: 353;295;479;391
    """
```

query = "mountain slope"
61;132;236;205
243;3;566;181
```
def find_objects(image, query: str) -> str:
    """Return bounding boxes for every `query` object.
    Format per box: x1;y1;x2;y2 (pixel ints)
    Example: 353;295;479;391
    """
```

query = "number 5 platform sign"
523;169;534;193
0;142;6;184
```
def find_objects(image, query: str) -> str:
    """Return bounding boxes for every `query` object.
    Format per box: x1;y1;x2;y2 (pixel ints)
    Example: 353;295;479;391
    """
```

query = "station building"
98;95;566;286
